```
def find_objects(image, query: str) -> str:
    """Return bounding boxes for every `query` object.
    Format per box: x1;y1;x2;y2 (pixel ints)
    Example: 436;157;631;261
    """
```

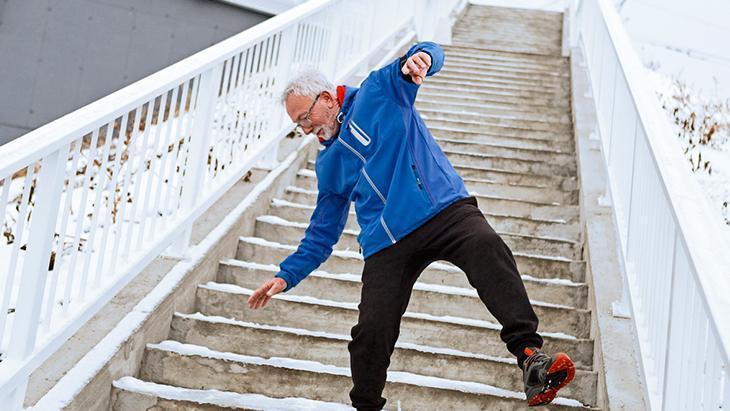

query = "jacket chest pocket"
348;120;371;147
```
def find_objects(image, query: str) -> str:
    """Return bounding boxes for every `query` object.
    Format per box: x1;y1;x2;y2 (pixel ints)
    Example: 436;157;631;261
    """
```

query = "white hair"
280;68;336;104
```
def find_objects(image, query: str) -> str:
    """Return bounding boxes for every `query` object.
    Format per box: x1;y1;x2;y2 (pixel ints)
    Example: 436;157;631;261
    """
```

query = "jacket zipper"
411;164;424;190
380;216;396;243
338;138;396;244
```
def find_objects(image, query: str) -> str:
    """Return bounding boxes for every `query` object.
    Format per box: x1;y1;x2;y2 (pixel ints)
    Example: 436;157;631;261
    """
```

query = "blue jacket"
276;42;469;291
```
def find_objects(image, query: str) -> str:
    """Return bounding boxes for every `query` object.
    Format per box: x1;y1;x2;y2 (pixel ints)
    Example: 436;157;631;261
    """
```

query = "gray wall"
0;0;270;146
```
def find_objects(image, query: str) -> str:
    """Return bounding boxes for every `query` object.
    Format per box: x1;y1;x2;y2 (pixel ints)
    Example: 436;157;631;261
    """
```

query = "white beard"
317;124;337;140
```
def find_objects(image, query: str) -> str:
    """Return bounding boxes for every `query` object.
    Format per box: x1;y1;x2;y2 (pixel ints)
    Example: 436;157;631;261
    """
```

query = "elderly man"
247;41;575;409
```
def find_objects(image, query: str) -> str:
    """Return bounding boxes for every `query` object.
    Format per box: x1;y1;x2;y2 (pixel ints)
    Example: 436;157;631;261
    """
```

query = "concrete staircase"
110;5;603;410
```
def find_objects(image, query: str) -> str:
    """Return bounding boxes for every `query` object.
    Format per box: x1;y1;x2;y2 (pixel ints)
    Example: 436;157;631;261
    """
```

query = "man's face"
285;91;340;140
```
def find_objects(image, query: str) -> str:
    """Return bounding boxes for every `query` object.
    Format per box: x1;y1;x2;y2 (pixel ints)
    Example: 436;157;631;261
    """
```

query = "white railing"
576;0;730;409
0;0;458;407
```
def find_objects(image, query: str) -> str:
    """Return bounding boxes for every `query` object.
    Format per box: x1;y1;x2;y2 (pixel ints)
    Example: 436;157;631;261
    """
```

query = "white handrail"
576;0;730;409
0;0;449;407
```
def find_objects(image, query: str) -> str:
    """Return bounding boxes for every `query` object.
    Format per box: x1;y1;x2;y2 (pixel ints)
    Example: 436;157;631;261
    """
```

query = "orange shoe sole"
527;352;576;407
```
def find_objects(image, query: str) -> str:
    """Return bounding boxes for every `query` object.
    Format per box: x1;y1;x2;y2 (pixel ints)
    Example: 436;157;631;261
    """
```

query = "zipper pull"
411;164;424;189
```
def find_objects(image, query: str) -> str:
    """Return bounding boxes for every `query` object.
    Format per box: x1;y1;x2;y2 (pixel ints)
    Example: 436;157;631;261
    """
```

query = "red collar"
336;85;345;106
318;85;346;143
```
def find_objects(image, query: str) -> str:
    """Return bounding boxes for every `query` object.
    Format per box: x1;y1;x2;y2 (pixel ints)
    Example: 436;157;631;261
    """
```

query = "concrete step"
451;38;561;57
416;97;572;124
234;237;589;307
420;108;573;134
427;126;573;152
443;54;568;75
170;312;599;406
421;116;573;143
442;149;577;178
111;376;352;410
420;84;570;109
141;340;591;410
254;214;582;260
443;45;568;67
305;159;578;192
449;162;578;191
418;90;571;118
217;261;591;339
238;229;585;283
431;136;575;164
442;64;567;86
282;186;580;227
269;197;581;243
294;171;576;207
193;283;595;370
425;76;570;97
434;71;569;93
441;62;569;81
453;30;561;43
461;6;563;20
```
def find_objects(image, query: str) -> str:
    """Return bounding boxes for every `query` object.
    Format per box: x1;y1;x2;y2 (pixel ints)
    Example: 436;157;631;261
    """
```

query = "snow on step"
221;258;577;310
113;376;354;410
175;312;517;364
147;340;587;408
199;282;578;340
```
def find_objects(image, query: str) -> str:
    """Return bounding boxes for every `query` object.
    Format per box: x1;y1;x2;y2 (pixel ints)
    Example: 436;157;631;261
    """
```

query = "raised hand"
247;277;287;309
401;51;432;85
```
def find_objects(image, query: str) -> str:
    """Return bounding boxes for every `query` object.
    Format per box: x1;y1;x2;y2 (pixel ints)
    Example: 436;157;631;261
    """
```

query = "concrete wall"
0;0;269;146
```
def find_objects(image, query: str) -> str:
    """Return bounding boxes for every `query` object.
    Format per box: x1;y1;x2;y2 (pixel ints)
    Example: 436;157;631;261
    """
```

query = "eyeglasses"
295;93;321;130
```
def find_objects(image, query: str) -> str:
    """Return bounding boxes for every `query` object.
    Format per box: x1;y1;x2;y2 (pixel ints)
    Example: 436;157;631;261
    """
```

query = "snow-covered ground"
617;0;730;98
616;0;730;236
646;70;730;229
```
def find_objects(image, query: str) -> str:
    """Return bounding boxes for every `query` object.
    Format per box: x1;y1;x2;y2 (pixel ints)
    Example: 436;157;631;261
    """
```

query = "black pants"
347;196;544;410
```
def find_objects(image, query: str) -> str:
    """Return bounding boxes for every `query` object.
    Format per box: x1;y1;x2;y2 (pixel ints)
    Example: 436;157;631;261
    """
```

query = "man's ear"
320;90;336;108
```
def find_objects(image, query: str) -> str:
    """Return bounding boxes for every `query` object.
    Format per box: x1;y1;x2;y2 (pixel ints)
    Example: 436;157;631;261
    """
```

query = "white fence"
576;0;730;409
0;0;468;407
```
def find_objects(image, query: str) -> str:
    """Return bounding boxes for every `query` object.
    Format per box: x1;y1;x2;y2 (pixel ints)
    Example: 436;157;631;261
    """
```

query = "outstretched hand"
401;51;432;85
247;277;287;309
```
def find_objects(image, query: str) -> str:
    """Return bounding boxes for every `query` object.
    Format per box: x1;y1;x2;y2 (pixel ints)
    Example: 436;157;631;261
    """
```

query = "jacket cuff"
275;271;293;292
399;49;436;83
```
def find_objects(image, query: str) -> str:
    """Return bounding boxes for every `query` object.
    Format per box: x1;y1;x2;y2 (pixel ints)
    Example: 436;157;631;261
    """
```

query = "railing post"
5;149;66;409
323;6;344;81
256;26;298;170
168;65;223;257
414;0;437;41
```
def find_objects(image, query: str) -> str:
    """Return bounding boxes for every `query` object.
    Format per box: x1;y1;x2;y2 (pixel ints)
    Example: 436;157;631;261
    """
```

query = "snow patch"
147;341;585;407
271;198;315;210
176;312;516;364
113;376;354;410
297;168;317;178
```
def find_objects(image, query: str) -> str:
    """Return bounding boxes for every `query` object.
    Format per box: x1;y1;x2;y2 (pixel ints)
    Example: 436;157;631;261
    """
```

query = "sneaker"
521;346;576;406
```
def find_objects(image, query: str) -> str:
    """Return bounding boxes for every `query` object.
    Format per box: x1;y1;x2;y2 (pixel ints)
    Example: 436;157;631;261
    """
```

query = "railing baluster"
96;113;130;281
41;140;82;331
0;168;35;349
62;129;100;312
5;149;66;410
161;82;191;227
170;65;223;255
123;98;155;258
137;91;169;247
109;106;144;271
81;123;114;291
148;85;180;239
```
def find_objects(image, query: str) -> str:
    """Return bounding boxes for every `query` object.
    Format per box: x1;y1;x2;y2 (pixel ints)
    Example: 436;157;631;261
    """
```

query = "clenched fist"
247;277;287;309
401;51;432;85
